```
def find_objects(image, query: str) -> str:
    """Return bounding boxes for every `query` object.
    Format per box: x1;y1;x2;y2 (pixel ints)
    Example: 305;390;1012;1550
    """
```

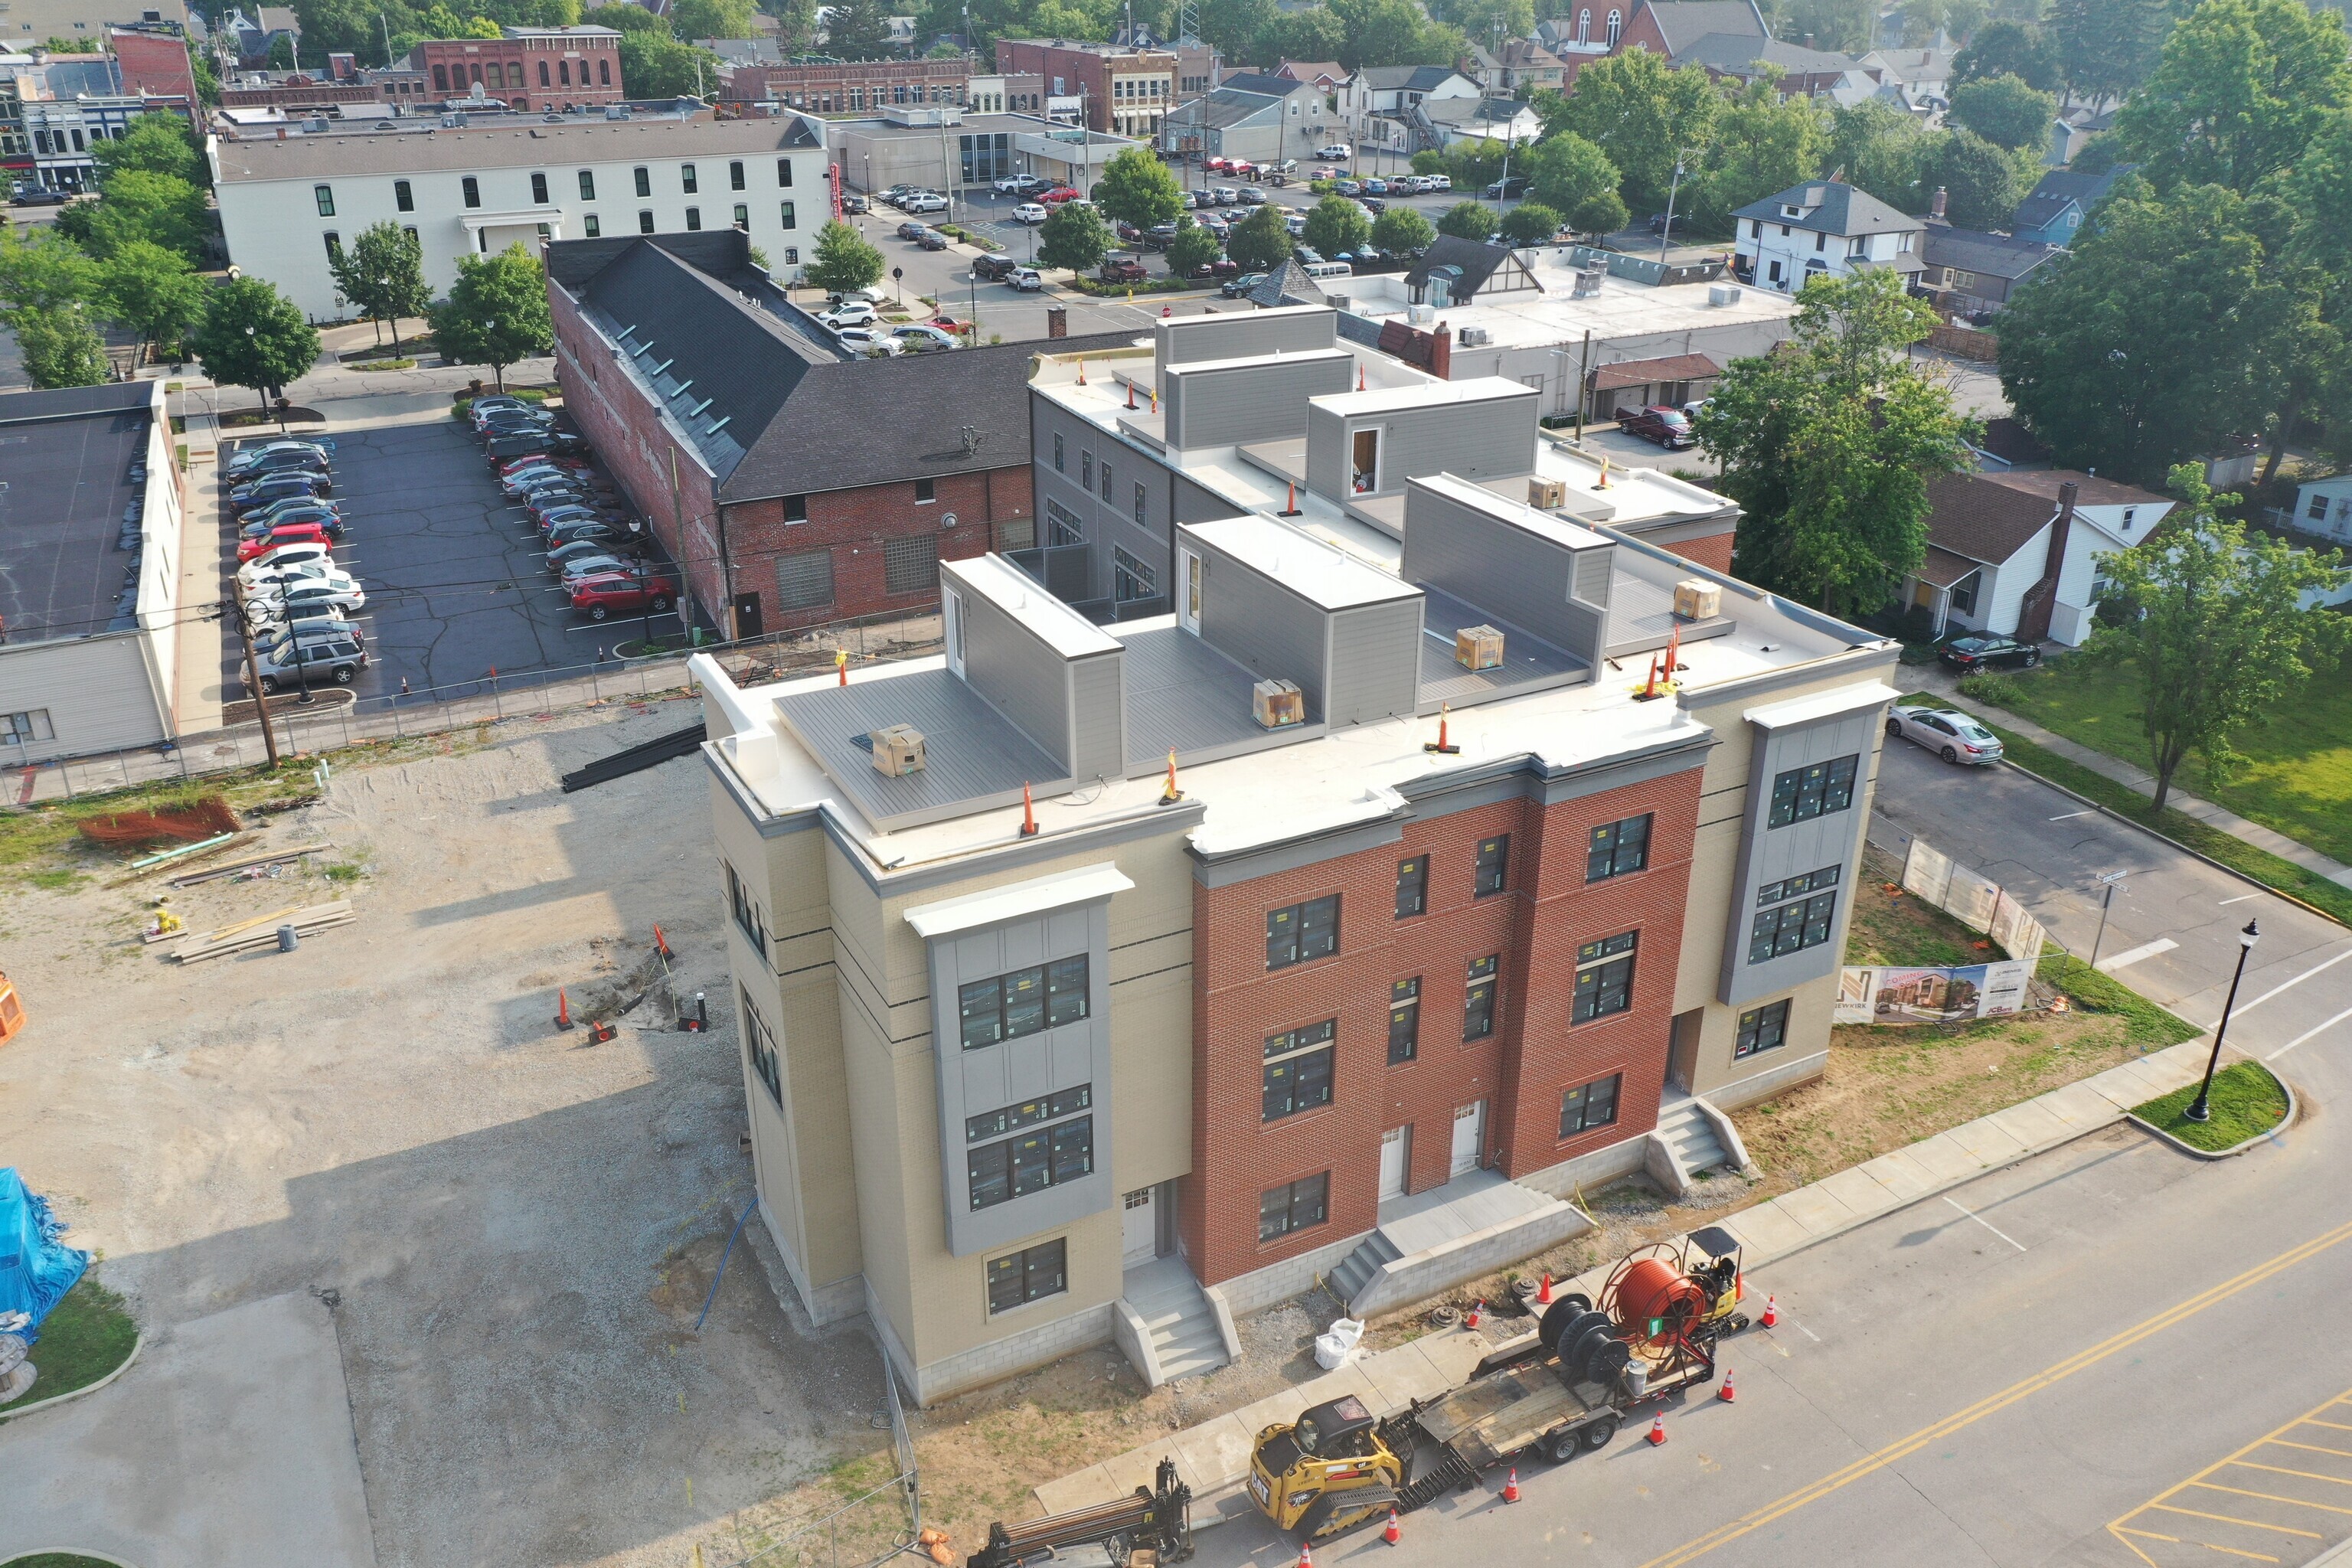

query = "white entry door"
1379;1126;1410;1200
1122;1187;1157;1266
1450;1101;1486;1178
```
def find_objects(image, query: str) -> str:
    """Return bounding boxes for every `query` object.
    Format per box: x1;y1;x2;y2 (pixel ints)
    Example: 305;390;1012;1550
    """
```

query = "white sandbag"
1314;1316;1365;1370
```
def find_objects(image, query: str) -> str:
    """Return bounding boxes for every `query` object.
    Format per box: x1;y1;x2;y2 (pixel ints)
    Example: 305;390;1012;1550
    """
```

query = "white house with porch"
1904;470;2172;647
1732;178;1924;295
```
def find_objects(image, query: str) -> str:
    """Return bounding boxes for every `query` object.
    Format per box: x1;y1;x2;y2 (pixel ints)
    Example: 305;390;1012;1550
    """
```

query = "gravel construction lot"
219;416;681;703
0;699;883;1567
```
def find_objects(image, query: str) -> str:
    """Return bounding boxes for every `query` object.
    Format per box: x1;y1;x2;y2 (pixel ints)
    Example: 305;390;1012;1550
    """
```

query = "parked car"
1221;271;1267;298
1187;257;1240;280
992;172;1047;194
477;414;557;442
1039;186;1080;204
229;472;332;513
1315;143;1352;160
1615;403;1697;449
1209;186;1236;205
819;301;879;328
250;626;368;694
878;184;913;205
927;313;972;335
237;543;340;584
469;395;544;426
1484;175;1531;198
247;601;361;641
1886;704;2006;765
556;551;632;584
498;452;590;480
1010;201;1050;224
1647;211;1675;234
890;322;959;352
545;518;617;548
501;463;584;496
913;227;949;250
1005;266;1044;291
1098;256;1148;283
527;494;609;526
841;193;870;213
485;430;586;462
534;507;611;537
1360;196;1386;215
1146;220;1180;247
250;577;366;616
1332;178;1361;197
224;441;332;479
237;521;332;563
972;254;1019;281
903;191;948;214
1361;178;1389;196
1937;634;2042;671
1292;246;1325;265
241;498;343;535
835;327;906;355
11;185;68;206
1285;212;1308;235
1203;155;1231;172
1424;173;1452;191
569;570;679;620
1236;187;1268;205
548;537;627;573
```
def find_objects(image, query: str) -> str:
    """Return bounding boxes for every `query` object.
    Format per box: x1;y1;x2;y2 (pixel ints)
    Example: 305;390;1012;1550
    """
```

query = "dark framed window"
1749;892;1838;965
1474;834;1509;897
779;200;796;229
957;956;1089;1050
1387;977;1420;1064
539;59;550;86
461;175;481;207
783;495;808;522
1394;854;1428;919
322;232;341;260
777;157;793;185
1735;999;1791;1059
583;214;601;237
1586;814;1651;882
1464;954;1499;1040
1053;432;1064;472
394;178;413;211
1133;480;1148;525
639;211;655;234
1756;863;1841;906
1258;1173;1330;1242
730;158;746;189
681;162;698;193
1266;895;1339;969
1767;754;1859;828
733;203;750;228
967;1116;1093;1210
1572;932;1637;1024
740;985;782;1106
964;1083;1091;1143
600;57;612;84
1558;1073;1621;1138
314;183;335;216
985;1238;1067;1312
685;207;702;230
1100;458;1114;501
884;534;938;595
634;165;651;198
914;476;936;502
1080;449;1093;490
531;170;549;204
1262;1019;1336;1121
724;859;766;953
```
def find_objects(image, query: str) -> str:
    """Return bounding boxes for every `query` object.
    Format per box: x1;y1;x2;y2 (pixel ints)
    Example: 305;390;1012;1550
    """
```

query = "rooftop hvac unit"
1326;293;1350;312
1708;283;1743;306
1455;624;1505;671
1406;302;1436;325
1528;475;1567;509
1252;678;1305;729
1459;326;1489;347
1571;270;1602;298
604;104;631;119
868;724;927;776
1672;580;1722;621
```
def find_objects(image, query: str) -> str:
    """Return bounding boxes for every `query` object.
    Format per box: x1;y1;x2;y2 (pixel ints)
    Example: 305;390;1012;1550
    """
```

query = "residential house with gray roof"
1732;178;1923;292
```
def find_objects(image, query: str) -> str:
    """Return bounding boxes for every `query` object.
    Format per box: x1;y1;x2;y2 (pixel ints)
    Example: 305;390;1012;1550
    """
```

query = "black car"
914;228;949;250
228;472;333;513
240;505;345;541
897;220;930;240
972;253;1018;281
1484;175;1532;199
1938;634;2042;671
1647;211;1675;234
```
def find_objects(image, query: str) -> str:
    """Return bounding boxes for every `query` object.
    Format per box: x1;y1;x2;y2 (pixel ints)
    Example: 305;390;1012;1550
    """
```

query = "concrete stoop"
1114;1256;1230;1389
1324;1170;1596;1320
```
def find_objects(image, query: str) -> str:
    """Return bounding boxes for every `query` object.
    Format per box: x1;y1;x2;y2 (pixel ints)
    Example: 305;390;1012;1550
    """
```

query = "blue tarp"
0;1168;90;1343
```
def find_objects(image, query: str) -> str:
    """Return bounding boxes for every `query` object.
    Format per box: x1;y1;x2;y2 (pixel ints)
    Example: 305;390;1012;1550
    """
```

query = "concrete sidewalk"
1907;666;2352;889
1032;1032;2222;1524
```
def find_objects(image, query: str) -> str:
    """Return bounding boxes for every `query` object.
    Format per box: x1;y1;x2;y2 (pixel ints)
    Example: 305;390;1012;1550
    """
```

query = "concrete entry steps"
1328;1168;1589;1318
1656;1095;1732;1182
1120;1256;1231;1387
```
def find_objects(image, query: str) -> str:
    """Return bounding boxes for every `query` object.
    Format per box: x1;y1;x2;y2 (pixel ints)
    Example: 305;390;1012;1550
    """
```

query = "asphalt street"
1191;745;2352;1568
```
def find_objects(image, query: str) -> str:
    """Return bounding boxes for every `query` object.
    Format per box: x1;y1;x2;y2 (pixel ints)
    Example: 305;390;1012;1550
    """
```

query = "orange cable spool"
1612;1256;1707;1341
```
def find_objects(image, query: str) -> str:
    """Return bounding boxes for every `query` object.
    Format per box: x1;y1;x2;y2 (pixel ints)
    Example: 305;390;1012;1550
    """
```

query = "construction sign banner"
1834;960;2036;1026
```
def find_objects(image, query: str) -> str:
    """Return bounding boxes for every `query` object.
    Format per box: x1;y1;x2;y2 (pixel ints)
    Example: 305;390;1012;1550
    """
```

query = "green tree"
1370;204;1435;254
329;221;432;348
1092;145;1184;229
1951;18;2060;90
1267;4;1347;63
1226;204;1293;272
618;31;723;95
1523;132;1621;230
1946;71;2056;150
587;0;672;28
762;0;818;50
1302;192;1371;257
1037;201;1113;276
1537;49;1719;211
191;276;321;410
671;0;757;34
1164;217;1223;276
1933;127;2031;230
95;240;206;364
805;218;885;292
2082;466;2349;810
16;305;110;388
430;243;553;390
1688;78;1823;232
1327;0;1434;69
2050;0;2171;107
91;111;203;186
1197;0;1276;57
1498;201;1561;244
1825;100;1936;212
1697;269;1976;615
2110;0;2352;196
1436;200;1495;240
1997;181;2282;485
416;2;504;34
57;169;210;262
0;224;99;324
825;0;895;56
1768;0;1871;51
293;0;417;56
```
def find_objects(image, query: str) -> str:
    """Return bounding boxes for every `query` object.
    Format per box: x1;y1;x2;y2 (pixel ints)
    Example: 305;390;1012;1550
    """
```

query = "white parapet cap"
1308;374;1534;419
1743;680;1904;730
1181;515;1421;610
904;861;1138;939
943;554;1122;659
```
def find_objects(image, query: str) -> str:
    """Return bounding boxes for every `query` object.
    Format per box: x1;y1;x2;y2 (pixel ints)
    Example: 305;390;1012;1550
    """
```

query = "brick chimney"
1429;322;1452;379
1929;185;1948;221
2017;479;2079;643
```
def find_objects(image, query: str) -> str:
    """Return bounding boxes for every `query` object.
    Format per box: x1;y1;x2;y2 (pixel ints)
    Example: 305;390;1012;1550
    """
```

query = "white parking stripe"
1943;1195;2027;1252
2096;938;2178;972
2233;943;2352;1018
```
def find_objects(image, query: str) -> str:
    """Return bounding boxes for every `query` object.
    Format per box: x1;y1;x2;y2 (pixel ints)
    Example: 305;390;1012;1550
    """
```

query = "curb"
0;1330;142;1426
2124;1059;2298;1161
1;1551;141;1567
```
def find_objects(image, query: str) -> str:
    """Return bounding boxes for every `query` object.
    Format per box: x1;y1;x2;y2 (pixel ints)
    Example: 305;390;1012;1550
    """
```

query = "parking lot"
217;415;684;704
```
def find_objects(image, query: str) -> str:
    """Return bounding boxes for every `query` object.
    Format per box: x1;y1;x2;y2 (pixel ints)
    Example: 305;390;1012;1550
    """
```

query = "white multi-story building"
1730;178;1923;295
208;103;831;321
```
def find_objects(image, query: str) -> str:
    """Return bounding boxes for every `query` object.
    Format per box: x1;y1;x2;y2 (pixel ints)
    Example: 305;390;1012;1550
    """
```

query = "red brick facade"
1181;766;1702;1287
412;32;622;110
720;57;971;113
1661;531;1734;573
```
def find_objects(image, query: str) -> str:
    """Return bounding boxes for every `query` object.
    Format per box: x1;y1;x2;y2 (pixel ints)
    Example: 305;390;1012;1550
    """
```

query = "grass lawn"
1965;658;2352;866
1847;844;2015;965
5;1272;138;1416
2132;1059;2290;1152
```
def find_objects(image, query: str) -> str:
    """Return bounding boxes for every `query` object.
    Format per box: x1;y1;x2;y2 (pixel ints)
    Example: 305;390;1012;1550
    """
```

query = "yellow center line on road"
1633;1216;2352;1568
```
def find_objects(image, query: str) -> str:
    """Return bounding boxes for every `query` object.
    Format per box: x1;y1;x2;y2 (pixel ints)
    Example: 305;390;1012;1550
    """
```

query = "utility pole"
1573;327;1591;440
233;596;283;769
379;11;394;70
1657;152;1686;264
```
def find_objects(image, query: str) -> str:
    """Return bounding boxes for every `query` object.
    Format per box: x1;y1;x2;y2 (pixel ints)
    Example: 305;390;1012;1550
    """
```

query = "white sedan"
818;301;878;329
1012;202;1049;224
835;327;905;356
1886;704;2006;766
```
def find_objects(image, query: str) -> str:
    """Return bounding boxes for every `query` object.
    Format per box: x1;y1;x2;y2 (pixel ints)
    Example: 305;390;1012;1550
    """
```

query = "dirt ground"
0;696;887;1568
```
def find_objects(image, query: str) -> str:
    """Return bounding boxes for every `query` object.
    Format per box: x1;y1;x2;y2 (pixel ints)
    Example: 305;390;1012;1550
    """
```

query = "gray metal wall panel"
1167;354;1352;452
1305;403;1348;501
1400;480;1610;666
1325;598;1424;725
1156;308;1335;367
1067;651;1126;781
1573;550;1613;608
958;581;1076;772
931;899;1117;1258
1372;392;1540;493
1718;707;1883;1007
1191;535;1332;710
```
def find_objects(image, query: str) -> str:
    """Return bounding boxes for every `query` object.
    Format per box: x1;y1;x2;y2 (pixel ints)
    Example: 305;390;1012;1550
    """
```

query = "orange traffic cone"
1465;1298;1482;1330
1537;1273;1553;1305
1761;1295;1778;1328
554;987;573;1030
1502;1467;1521;1503
1297;1543;1312;1568
1383;1509;1401;1545
1719;1367;1736;1403
652;923;671;959
1018;782;1038;838
1646;1412;1667;1446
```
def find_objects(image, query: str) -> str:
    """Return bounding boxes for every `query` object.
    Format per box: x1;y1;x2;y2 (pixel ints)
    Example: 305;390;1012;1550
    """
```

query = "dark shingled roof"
1732;180;1919;237
1403;236;1515;302
1637;0;1768;55
1923;472;2056;568
2010;165;2135;234
1920;226;2060;281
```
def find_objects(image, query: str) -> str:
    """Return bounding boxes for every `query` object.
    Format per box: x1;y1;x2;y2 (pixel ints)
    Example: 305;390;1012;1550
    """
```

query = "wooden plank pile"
168;842;333;889
171;900;355;963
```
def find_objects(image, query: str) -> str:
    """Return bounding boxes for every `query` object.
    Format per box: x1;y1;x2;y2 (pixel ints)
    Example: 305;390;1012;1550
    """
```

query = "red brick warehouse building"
409;24;623;110
544;228;1135;640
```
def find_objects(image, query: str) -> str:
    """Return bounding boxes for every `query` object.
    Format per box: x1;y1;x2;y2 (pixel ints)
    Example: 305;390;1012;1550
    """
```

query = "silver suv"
252;627;368;694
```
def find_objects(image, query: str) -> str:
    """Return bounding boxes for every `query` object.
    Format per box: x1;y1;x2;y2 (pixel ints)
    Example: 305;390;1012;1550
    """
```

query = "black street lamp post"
2185;919;2260;1122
